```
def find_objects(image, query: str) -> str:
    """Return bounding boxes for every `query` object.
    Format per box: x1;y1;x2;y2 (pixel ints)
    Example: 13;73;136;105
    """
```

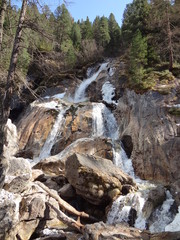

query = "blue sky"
13;0;133;26
41;0;133;26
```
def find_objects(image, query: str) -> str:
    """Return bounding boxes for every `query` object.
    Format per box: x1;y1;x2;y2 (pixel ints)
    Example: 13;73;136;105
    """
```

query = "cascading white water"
113;144;136;179
149;191;175;233
101;81;117;105
38;107;66;160
30;99;68;165
92;102;118;139
92;103;105;137
107;191;146;229
74;62;108;103
165;206;180;232
109;140;177;232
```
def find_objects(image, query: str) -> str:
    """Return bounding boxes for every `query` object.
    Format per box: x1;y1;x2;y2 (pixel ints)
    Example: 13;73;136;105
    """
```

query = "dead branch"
47;202;83;232
36;181;89;219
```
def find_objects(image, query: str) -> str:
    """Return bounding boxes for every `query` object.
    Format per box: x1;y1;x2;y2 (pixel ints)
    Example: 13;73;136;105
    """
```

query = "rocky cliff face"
114;89;180;204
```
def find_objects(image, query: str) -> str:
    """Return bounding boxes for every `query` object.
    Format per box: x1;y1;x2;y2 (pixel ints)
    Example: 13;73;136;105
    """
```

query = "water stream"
74;62;108;103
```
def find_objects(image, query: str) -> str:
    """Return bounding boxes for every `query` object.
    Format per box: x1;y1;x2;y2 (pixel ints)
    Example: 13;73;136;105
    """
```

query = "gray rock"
65;153;136;205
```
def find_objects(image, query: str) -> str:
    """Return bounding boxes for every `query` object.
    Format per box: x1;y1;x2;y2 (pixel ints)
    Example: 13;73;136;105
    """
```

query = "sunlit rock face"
115;89;180;203
17;104;57;158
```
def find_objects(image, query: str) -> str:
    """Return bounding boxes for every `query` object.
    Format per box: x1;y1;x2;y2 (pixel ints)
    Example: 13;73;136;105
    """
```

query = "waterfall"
92;102;118;139
107;191;146;229
101;81;117;105
109;141;177;232
113;144;136;179
165;206;180;232
74;62;108;103
30;99;67;165
92;103;105;137
149;191;175;233
38;107;66;160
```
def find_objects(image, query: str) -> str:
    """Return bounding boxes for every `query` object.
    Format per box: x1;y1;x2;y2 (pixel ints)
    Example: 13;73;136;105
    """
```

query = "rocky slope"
0;57;180;239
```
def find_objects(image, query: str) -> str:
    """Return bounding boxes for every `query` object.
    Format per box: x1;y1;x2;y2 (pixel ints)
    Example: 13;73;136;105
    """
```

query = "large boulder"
34;137;113;175
65;153;137;205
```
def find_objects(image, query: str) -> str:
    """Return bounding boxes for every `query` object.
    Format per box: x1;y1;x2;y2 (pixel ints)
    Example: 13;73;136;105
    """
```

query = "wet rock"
51;103;94;155
65;153;136;205
142;185;166;219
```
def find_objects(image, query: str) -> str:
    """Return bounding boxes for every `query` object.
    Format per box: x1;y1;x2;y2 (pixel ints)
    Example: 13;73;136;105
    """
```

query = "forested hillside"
0;0;180;84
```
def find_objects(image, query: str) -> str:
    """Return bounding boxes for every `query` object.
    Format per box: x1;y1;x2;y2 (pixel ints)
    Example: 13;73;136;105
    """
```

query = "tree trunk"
0;0;7;51
166;1;173;71
0;0;28;190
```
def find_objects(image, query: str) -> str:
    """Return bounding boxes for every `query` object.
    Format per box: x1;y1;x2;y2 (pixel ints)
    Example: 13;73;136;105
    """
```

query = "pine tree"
129;29;148;85
122;0;150;45
92;16;101;46
81;16;93;40
107;13;121;55
71;22;82;48
54;4;72;49
99;16;110;48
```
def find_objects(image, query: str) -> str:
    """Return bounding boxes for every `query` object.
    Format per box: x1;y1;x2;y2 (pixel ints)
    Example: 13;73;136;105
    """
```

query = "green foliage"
168;107;180;116
17;48;31;74
107;13;121;54
81;17;93;40
93;16;101;46
99;16;110;47
129;30;148;85
71;22;82;48
54;4;73;47
122;0;150;44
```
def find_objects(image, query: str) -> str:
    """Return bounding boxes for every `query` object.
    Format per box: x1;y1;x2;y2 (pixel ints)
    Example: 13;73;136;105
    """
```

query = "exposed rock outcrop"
115;89;180;203
83;222;180;240
17;105;57;158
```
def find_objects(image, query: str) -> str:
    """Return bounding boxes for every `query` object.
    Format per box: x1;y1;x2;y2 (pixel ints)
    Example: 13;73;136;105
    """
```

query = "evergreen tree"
81;16;93;40
148;0;177;70
71;22;82;48
129;29;148;85
99;16;110;48
54;4;72;49
92;16;101;46
107;13;121;54
122;0;150;45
